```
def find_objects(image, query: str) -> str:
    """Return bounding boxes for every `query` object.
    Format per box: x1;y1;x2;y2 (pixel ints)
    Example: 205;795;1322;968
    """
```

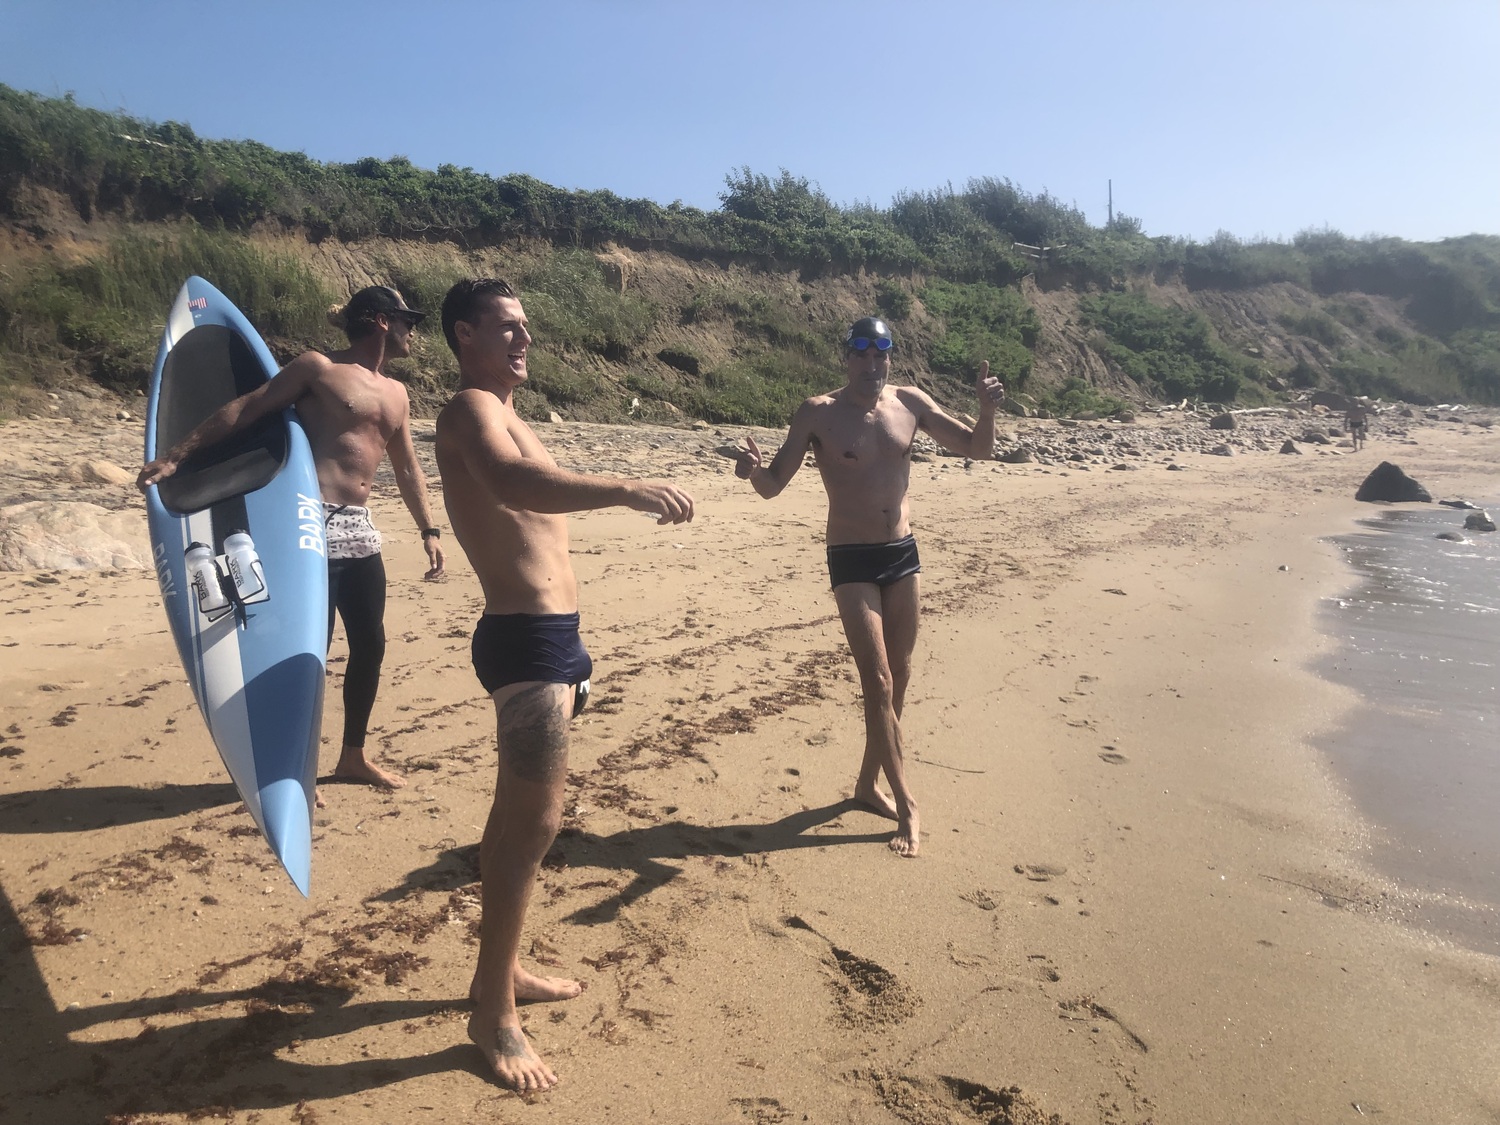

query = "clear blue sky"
4;0;1496;243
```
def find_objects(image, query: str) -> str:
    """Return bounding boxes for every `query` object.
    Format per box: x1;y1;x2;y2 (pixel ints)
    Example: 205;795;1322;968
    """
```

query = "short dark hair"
441;277;518;356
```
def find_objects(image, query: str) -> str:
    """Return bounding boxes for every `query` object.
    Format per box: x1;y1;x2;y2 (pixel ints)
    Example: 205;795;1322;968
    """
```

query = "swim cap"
844;316;893;351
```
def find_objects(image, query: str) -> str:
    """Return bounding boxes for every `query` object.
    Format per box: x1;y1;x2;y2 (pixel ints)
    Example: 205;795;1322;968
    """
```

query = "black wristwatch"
420;527;441;541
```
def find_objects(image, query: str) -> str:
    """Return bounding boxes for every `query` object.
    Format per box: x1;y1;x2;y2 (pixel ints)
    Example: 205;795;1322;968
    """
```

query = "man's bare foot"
315;788;327;809
853;783;900;821
889;811;920;858
469;965;585;1005
469;1016;557;1091
331;750;406;790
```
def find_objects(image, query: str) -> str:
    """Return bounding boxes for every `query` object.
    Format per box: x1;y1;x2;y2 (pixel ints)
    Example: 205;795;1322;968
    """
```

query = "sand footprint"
1013;863;1066;882
1098;747;1129;765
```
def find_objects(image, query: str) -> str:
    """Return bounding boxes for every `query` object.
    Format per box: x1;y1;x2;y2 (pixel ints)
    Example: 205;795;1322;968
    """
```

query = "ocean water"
1319;500;1500;955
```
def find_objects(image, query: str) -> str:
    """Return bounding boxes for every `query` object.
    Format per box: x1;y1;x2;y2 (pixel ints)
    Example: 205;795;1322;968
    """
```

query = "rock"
1209;413;1237;431
1436;532;1468;542
998;447;1033;464
1279;439;1302;454
1166;463;1188;471
1463;511;1496;532
65;460;134;485
547;412;564;424
116;411;132;422
0;501;152;570
1355;462;1432;503
1439;499;1479;510
1209;444;1235;456
1300;431;1331;445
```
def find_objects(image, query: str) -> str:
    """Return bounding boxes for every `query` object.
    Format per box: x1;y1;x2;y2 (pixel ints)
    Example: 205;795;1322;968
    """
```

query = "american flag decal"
188;297;208;310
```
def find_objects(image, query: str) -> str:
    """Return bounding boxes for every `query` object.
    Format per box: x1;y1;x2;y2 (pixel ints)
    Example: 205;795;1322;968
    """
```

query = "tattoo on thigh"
497;684;569;782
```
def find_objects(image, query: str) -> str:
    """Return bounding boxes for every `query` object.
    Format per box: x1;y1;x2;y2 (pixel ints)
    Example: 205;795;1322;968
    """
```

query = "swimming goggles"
847;337;893;352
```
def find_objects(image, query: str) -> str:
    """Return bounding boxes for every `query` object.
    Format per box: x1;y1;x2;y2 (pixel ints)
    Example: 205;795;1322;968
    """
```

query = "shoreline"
2;414;1499;1123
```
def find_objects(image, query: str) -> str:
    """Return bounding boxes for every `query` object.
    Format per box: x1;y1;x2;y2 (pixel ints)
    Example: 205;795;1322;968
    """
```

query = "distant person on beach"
734;316;1004;857
1346;403;1369;451
433;277;694;1091
137;285;445;793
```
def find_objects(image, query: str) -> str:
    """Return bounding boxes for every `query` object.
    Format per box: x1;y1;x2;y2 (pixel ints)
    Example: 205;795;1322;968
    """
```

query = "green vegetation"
0;227;334;410
1079;292;1254;403
920;279;1039;389
2;83;1499;416
1035;377;1132;420
1277;309;1342;348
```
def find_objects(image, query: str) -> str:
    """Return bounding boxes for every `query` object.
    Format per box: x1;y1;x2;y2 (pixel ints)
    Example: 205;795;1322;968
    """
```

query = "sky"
3;0;1497;244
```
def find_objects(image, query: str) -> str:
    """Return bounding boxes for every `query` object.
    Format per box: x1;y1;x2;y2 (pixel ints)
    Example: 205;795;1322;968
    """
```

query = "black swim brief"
826;534;922;589
472;612;593;717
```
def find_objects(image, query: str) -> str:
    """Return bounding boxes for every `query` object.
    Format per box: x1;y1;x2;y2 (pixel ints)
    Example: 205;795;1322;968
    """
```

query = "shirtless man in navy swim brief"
434;277;693;1092
735;316;1004;857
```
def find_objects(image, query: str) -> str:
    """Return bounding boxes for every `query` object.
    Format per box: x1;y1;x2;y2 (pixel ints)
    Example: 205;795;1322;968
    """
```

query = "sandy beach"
2;406;1499;1124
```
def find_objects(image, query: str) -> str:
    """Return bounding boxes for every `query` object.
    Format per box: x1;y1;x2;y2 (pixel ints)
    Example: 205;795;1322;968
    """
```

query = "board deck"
143;276;327;895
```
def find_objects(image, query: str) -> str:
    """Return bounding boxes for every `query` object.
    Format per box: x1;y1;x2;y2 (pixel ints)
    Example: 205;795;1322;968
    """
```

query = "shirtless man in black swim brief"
434;277;694;1092
736;316;1004;857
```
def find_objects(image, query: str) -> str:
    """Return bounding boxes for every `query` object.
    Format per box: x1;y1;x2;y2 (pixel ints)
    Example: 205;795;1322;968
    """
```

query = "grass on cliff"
0;227;336;414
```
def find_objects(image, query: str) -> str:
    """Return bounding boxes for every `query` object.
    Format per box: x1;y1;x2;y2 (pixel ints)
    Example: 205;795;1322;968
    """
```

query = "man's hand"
735;435;764;480
626;481;695;525
137;458;178;493
423;537;445;580
976;361;1005;413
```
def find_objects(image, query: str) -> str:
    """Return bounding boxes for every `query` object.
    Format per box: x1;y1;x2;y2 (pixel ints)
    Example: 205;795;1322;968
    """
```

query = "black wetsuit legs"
327;553;387;750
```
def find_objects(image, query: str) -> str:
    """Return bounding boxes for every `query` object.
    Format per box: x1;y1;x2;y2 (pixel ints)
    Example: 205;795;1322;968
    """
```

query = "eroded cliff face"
0;204;1437;421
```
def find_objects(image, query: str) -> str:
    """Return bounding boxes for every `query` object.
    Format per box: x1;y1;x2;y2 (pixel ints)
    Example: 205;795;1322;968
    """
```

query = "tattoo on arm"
497;684;570;782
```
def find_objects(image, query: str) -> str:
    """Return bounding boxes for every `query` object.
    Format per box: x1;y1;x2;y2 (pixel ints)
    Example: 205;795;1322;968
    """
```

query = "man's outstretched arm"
440;391;693;524
915;360;1004;460
736;402;816;499
137;353;322;491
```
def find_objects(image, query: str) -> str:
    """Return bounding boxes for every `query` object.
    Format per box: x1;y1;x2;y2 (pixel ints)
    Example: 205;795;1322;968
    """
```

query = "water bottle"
223;531;267;602
185;542;230;616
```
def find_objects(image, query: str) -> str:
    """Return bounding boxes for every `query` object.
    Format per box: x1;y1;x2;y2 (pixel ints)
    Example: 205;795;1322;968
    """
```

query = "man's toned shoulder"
891;384;937;411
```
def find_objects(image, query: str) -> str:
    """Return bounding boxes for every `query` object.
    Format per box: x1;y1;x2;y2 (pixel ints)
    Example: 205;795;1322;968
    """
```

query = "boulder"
1208;412;1237;430
1463;511;1496;532
1300;431;1331;445
65;459;135;485
1279;439;1302;454
1355;462;1432;503
998;447;1034;463
0;501;152;570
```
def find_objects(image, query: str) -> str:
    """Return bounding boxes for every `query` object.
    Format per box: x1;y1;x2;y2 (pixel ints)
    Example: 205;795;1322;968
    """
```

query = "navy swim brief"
471;612;593;716
826;534;922;589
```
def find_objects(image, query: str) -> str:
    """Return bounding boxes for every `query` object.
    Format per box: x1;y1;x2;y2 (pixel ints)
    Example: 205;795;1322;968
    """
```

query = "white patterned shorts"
324;503;383;561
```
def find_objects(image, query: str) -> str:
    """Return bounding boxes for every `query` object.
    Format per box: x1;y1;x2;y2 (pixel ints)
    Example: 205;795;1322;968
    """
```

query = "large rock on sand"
0;501;151;570
1355;462;1432;504
64;460;134;485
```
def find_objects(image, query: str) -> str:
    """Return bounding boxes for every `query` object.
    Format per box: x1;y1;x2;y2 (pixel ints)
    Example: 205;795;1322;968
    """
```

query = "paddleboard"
143;276;327;895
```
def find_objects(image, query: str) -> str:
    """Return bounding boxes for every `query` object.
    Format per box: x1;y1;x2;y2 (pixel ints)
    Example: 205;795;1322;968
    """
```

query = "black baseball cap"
343;286;427;325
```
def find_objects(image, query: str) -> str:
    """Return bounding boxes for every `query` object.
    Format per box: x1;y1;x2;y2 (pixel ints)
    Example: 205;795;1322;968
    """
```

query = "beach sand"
2;408;1499;1124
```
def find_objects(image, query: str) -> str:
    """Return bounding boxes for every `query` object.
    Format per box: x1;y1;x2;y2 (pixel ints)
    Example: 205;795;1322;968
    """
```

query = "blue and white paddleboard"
143;276;327;896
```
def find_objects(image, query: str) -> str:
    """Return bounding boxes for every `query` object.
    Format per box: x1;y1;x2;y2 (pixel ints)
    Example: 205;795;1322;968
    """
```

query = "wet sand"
2;410;1499;1124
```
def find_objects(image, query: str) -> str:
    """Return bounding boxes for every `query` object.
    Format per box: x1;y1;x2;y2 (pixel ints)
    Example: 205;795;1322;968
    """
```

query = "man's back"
435;388;578;615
